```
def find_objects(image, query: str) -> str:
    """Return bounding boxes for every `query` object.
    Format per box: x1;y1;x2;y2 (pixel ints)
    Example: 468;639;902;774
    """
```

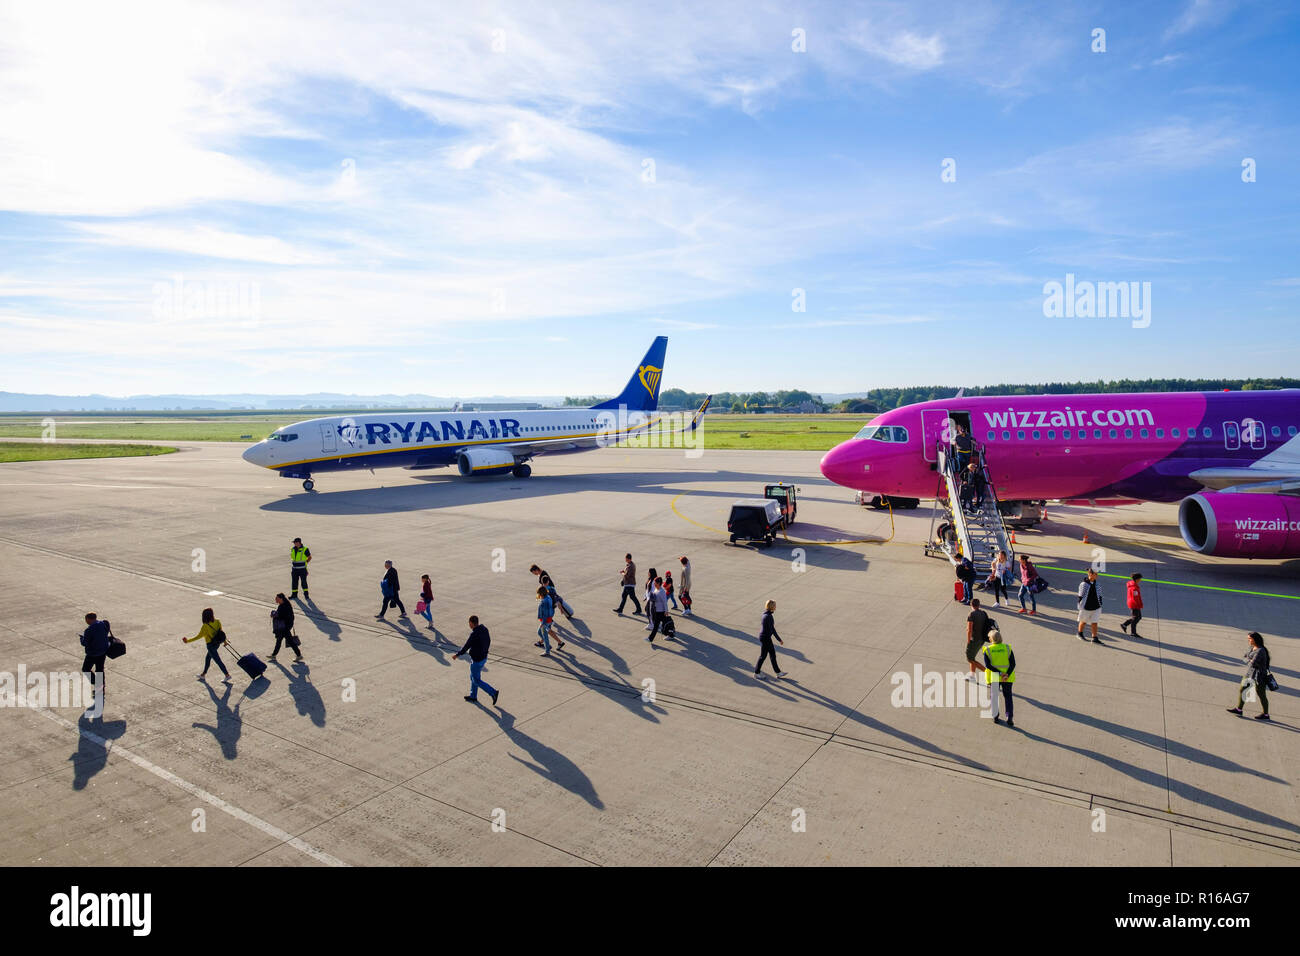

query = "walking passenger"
80;613;112;716
418;574;435;630
1120;573;1143;638
987;550;1010;608
1227;632;1273;721
269;592;302;662
664;570;679;610
376;560;406;619
679;556;693;615
753;600;786;679
183;608;230;682
613;554;642;615
453;616;499;706
643;567;658;630
646;576;670;643
1076;568;1103;643
1017;555;1038;615
965;599;989;682
535;586;560;655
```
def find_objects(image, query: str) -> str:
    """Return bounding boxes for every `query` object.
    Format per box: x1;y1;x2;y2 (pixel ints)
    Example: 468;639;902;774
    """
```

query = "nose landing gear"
302;478;315;492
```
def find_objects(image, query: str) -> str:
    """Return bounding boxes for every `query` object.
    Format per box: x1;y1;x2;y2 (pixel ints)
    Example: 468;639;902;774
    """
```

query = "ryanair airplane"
242;337;708;491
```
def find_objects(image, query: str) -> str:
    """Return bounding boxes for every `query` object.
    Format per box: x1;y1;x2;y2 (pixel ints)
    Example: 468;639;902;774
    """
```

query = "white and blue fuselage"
241;337;699;491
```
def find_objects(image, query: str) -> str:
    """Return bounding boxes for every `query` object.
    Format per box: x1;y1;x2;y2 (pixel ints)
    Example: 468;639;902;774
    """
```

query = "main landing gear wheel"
302;478;315;492
512;463;532;478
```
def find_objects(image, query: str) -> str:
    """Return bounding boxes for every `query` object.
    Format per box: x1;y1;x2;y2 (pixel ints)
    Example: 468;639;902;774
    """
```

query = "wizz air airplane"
818;390;1300;559
243;337;707;491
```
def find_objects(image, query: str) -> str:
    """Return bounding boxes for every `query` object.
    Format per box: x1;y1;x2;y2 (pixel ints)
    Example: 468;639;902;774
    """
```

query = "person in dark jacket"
531;564;572;620
80;613;112;715
453;616;499;705
1227;632;1272;720
754;600;786;679
269;593;302;662
376;560;406;619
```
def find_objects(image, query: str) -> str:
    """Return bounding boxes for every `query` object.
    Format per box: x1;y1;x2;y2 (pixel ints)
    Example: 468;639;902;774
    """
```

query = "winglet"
689;394;712;431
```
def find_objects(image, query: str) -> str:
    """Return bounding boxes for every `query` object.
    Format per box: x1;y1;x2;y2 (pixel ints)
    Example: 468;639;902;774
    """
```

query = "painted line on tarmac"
1035;563;1300;602
33;708;349;867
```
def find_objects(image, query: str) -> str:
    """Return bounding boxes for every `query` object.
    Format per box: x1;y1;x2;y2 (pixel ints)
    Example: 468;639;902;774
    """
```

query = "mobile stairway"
924;442;1016;575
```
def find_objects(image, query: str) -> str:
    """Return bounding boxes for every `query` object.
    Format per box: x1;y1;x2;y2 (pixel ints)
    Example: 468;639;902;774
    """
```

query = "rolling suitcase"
224;640;267;680
953;580;964;601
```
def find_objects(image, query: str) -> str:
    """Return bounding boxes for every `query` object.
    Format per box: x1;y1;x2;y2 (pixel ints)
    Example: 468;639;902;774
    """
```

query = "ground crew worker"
982;628;1015;728
290;537;311;599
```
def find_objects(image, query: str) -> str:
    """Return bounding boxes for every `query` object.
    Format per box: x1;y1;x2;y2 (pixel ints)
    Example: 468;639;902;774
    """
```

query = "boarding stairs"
924;442;1016;575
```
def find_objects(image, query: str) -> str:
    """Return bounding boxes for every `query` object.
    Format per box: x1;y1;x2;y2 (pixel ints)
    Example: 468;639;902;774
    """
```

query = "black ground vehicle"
727;498;784;547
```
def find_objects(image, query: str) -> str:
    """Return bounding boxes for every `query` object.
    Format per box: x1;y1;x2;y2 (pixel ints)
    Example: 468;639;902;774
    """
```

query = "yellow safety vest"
291;546;309;567
983;642;1015;683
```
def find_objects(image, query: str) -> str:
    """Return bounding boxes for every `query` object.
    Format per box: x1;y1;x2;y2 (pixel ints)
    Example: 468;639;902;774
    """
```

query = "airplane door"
1243;418;1266;449
1223;421;1239;450
920;408;950;463
321;423;337;453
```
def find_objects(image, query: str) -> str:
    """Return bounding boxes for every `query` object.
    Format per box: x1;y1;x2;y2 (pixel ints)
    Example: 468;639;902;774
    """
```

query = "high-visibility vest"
983;642;1015;683
291;546;309;567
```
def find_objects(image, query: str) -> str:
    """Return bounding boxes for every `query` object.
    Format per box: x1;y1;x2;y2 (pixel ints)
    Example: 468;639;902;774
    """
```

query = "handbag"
106;636;127;659
287;630;301;651
1265;672;1280;692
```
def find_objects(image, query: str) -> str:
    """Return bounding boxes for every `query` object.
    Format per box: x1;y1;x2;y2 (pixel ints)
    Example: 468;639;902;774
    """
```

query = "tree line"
569;378;1300;413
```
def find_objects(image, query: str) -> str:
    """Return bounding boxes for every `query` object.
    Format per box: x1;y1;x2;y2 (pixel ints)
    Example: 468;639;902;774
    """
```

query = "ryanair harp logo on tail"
638;364;662;398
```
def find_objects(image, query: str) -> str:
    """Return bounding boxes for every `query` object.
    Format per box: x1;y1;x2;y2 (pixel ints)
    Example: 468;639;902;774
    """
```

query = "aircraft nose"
242;442;266;467
820;442;865;489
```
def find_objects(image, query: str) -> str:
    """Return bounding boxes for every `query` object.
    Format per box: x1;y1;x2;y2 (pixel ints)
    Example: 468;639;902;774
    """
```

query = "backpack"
661;615;676;637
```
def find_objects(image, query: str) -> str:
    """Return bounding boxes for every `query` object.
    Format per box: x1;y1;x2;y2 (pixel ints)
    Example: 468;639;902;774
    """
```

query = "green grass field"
621;413;872;451
0;442;179;463
0;418;300;442
0;412;874;451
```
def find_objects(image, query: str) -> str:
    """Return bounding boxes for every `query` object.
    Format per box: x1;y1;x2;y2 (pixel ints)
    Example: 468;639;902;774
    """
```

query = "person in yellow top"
981;628;1016;728
290;537;311;599
182;607;231;682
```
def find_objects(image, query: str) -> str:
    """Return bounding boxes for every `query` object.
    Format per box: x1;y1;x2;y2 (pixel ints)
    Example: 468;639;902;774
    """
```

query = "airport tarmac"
0;442;1296;866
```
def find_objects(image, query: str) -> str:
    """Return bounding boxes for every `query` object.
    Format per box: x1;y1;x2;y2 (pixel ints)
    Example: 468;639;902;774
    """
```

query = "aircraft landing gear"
302;478;315;492
512;463;532;479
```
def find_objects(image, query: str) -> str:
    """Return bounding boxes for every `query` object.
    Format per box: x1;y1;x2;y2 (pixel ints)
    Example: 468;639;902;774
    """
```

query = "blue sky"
1;0;1297;398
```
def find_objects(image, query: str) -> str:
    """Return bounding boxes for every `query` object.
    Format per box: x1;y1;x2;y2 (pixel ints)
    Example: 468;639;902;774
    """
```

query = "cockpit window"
853;424;908;443
269;432;299;442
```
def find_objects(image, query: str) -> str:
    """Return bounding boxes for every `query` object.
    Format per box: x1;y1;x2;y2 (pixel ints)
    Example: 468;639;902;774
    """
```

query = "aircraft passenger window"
1155;428;1163;438
1002;430;1010;440
1124;429;1133;438
1171;428;1180;437
1063;429;1072;439
1140;429;1149;438
987;430;995;441
1016;430;1025;440
1047;430;1055;439
1031;430;1041;440
1203;427;1213;438
1109;429;1118;439
1271;426;1281;438
1290;426;1298;437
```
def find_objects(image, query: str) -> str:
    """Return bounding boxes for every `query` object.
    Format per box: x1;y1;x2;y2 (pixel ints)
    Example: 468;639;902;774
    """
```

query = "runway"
0;443;1296;866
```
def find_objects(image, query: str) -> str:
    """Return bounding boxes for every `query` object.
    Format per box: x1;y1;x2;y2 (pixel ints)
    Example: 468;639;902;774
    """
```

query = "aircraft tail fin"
590;336;668;412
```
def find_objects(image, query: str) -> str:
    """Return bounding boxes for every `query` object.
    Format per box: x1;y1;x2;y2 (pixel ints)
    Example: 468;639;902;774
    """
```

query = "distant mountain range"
0;390;872;412
0;391;558;412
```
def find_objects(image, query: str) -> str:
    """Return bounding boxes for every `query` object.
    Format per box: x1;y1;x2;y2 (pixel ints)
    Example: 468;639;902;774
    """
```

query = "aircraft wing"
1190;465;1300;495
